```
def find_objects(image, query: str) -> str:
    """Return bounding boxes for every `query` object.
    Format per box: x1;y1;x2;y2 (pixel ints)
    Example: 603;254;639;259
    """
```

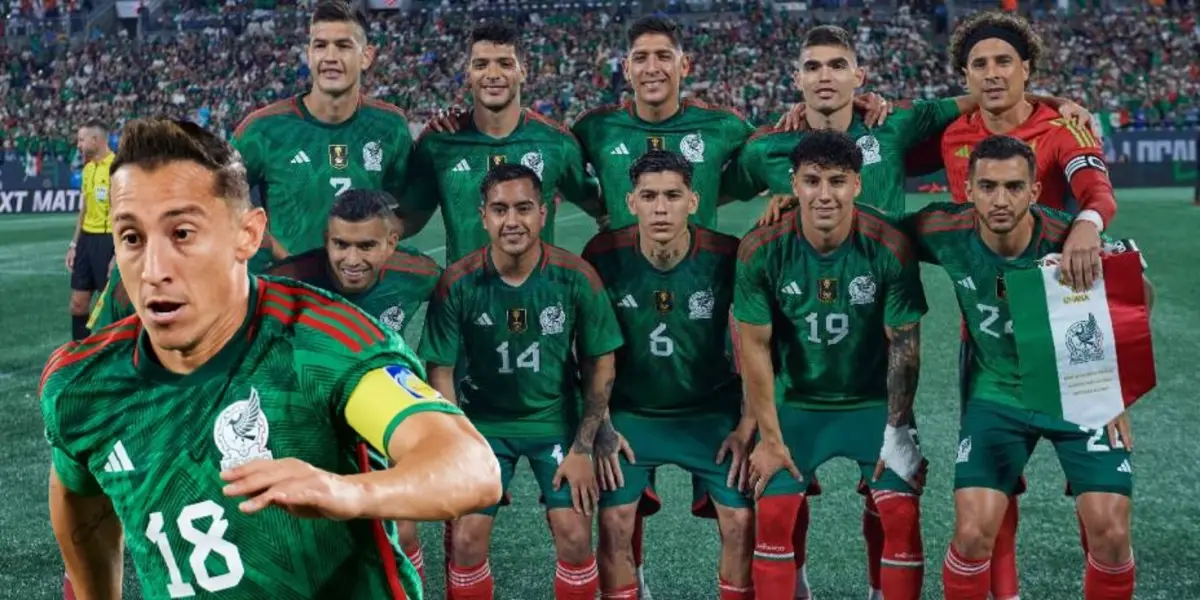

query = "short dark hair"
629;150;694;189
968;135;1037;180
803;25;855;53
789;130;863;174
948;11;1043;76
470;20;522;56
79;119;108;133
329;189;396;223
310;0;369;36
480;163;543;204
627;15;682;49
111;118;250;209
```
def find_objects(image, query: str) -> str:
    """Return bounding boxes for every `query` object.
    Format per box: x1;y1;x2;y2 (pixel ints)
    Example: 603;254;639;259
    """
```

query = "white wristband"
1074;209;1105;232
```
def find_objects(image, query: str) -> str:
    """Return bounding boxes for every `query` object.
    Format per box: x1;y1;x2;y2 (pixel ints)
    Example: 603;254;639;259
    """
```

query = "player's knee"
716;505;755;548
1081;513;1131;562
952;519;997;560
598;504;636;556
451;518;492;566
549;510;594;562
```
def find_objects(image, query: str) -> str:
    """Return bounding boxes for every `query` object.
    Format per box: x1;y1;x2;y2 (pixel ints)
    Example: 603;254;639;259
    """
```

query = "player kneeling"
738;131;928;600
419;163;625;599
583;151;756;600
43;119;500;600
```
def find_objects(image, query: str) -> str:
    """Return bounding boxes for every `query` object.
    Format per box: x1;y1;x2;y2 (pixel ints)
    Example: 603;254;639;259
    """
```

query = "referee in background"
65;119;115;340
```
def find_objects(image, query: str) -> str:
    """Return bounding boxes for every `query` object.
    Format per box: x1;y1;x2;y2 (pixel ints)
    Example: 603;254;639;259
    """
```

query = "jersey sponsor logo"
617;294;638;308
539;303;566;335
383;364;442;402
817;278;838;303
290;150;312;165
363;141;383;172
102;440;135;473
379;305;405;331
781;281;803;296
329;144;349;170
1065;313;1105;365
520;152;545;179
653;290;674;314
955;436;972;464
848;275;877;306
507;308;528;333
611;143;630;156
856;135;882;165
214;388;274;471
453;159;471;172
475;312;494;327
680;133;705;163
489;155;507;170
1063;154;1108;180
646;136;666;152
688;289;715;319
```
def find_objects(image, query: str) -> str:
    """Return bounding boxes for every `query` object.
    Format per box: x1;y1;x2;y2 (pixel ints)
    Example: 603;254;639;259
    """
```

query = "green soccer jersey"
87;263;133;330
572;99;755;230
269;246;441;344
401;110;591;262
42;276;462;600
233;95;413;258
725;99;961;215
419;242;625;437
583;225;741;418
734;206;927;410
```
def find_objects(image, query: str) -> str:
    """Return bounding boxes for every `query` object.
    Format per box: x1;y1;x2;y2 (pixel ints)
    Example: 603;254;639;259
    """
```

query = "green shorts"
954;401;1132;497
762;404;918;497
600;411;751;516
478;435;575;517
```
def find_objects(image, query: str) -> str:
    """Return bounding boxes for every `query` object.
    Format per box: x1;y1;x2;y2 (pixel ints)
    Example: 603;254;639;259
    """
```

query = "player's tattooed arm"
427;363;459;406
885;322;921;427
574;353;616;455
49;470;123;599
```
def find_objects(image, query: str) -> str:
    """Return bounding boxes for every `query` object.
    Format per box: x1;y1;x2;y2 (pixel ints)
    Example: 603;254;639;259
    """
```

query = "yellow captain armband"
344;365;457;458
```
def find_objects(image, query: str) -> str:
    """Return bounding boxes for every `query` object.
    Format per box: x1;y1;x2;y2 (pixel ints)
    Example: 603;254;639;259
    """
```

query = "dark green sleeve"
418;280;462;367
897;98;962;151
899;210;941;266
399;136;440;213
881;248;928;328
382;119;414;205
721;135;771;200
41;364;102;495
732;247;773;325
556;133;593;207
232;122;265;190
574;269;624;358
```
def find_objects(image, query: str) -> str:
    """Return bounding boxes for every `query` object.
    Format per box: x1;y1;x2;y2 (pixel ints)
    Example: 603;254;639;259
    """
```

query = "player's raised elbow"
440;418;504;517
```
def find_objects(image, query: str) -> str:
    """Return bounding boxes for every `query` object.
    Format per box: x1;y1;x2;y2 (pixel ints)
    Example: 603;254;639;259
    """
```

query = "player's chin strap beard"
959;26;1031;67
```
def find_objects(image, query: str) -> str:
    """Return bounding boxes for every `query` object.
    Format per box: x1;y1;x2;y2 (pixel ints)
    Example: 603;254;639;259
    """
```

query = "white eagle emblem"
849;275;877;305
856;135;882;165
680;133;705;163
521;151;545;179
540;303;566;335
363;141;383;172
379;305;405;331
214;388;274;470
688;289;715;320
1066;313;1105;365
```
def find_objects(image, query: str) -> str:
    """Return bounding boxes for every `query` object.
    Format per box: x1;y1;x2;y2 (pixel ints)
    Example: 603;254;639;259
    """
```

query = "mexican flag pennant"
1007;250;1156;429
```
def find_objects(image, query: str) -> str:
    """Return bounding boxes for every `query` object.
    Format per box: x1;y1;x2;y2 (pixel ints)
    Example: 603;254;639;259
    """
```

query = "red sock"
555;556;600;600
753;494;802;600
632;512;645;569
1077;507;1090;554
448;560;494;600
873;491;923;600
600;583;640;599
863;494;884;592
792;495;810;568
942;545;990;600
404;545;425;585
718;577;754;600
63;573;75;600
989;499;1019;600
443;521;455;600
1084;554;1135;600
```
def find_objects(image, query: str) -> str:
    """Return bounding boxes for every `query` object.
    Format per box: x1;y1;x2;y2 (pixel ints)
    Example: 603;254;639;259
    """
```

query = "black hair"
968;135;1037;180
479;163;543;203
329;189;397;223
627;15;683;49
310;0;370;37
111;118;250;209
789;130;864;174
469;20;522;56
803;25;856;54
949;11;1043;76
628;150;694;188
79;119;109;133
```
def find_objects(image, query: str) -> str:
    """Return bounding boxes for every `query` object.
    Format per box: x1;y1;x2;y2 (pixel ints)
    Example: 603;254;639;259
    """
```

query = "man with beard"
419;164;624;600
395;21;598;263
233;0;413;270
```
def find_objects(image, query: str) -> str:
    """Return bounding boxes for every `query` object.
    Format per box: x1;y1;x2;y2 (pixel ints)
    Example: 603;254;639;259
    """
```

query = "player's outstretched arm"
875;323;924;491
739;321;801;498
49;469;123;600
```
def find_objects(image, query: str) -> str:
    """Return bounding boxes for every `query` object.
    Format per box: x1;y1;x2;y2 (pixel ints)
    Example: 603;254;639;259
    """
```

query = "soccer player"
571;15;756;231
904;135;1144;600
67;119;115;340
395;21;598;262
42;118;500;600
419;163;624;600
233;0;412;269
582;151;754;600
737;131;927;600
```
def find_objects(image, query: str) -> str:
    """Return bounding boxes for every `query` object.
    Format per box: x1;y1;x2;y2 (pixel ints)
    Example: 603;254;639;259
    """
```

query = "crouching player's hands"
222;457;367;520
873;425;926;493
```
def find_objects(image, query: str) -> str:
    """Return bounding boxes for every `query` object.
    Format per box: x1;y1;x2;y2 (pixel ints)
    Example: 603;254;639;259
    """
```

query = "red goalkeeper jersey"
940;102;1117;227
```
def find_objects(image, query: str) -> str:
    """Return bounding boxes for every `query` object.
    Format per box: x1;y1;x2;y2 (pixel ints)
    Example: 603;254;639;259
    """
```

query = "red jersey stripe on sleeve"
40;324;139;395
261;282;385;349
434;250;487;300
545;246;605;292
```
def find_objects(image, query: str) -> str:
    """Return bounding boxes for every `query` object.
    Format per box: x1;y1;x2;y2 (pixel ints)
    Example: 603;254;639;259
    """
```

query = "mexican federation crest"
1065;313;1105;365
540;303;566;335
849;274;877;305
680;133;705;163
363;141;383;172
214;388;273;470
688;289;715;320
521;151;545;179
379;305;405;331
856;135;882;165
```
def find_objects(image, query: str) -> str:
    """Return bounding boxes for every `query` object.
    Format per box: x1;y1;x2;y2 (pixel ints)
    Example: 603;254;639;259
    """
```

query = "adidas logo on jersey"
103;440;134;473
617;295;638;308
781;281;803;296
957;277;976;290
611;143;630;156
453;159;471;172
1118;459;1132;474
290;151;311;165
475;313;494;326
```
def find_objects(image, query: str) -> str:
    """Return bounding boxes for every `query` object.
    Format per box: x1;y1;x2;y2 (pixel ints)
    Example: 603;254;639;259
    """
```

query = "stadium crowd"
1;2;1197;162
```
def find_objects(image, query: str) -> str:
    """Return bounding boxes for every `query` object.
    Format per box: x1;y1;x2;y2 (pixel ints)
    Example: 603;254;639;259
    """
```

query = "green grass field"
1;191;1197;599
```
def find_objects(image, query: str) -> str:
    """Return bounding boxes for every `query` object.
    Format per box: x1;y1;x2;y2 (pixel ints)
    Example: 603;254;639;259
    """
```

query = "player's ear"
1029;180;1042;205
626;191;637;216
237;207;267;263
687;190;699;215
679;51;692;78
790;171;803;199
362;43;376;71
852;173;863;199
854;66;866;90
